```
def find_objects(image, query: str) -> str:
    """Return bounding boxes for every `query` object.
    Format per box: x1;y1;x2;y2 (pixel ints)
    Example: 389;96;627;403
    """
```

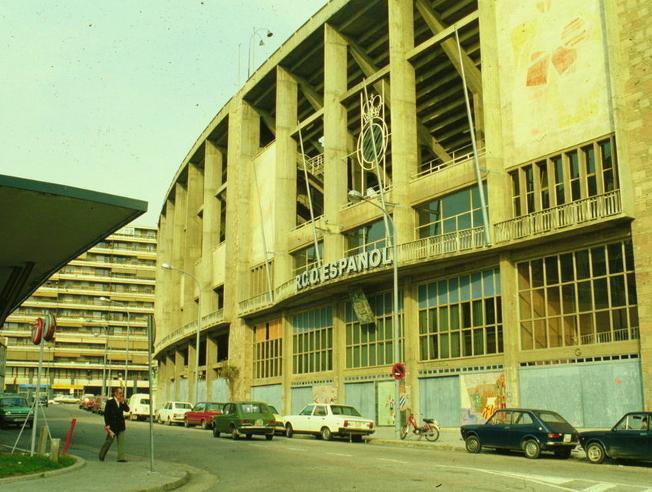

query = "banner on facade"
459;372;507;424
349;288;376;325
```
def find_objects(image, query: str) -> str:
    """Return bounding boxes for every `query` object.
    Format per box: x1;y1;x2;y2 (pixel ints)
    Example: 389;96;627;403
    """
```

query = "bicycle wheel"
400;425;409;440
425;427;440;442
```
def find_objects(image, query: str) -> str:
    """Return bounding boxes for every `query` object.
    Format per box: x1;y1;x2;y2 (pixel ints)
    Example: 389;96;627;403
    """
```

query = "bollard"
50;438;61;462
38;425;48;455
62;418;76;455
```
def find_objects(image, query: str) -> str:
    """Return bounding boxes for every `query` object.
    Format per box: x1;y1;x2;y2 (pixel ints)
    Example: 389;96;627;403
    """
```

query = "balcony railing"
579;326;639;346
398;227;487;264
413;147;486;180
200;309;224;329
494;190;622;243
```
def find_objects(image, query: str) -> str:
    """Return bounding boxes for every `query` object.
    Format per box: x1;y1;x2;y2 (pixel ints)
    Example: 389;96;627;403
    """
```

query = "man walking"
99;387;130;462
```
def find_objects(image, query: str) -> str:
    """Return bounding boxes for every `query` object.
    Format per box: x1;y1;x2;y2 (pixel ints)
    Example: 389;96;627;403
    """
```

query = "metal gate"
419;376;461;427
344;382;375;422
211;378;229;402
178;379;189;402
251;384;283;413
291;386;313;414
519;359;643;427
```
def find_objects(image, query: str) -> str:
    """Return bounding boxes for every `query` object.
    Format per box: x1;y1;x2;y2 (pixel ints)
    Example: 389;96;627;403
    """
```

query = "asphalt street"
2;405;651;491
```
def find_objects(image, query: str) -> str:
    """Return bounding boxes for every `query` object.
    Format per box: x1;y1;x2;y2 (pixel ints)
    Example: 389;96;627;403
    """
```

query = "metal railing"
494;190;622;243
398;227;487;263
200;309;224;329
299;153;324;176
579;326;639;346
414;147;486;180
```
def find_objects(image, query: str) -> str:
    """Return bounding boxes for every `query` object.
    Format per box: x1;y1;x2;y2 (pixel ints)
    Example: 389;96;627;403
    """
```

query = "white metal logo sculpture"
357;89;389;180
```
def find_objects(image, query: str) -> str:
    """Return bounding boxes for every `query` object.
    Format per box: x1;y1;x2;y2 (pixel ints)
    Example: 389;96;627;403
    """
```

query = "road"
2;405;651;491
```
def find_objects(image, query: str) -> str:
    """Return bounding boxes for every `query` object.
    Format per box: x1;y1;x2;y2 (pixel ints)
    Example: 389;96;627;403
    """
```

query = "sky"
0;0;327;226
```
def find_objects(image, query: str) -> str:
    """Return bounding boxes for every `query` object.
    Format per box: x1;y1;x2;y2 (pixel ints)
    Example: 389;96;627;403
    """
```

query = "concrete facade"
155;0;651;427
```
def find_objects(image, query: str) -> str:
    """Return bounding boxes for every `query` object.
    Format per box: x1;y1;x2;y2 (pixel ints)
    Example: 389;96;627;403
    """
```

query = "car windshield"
1;398;28;407
534;411;567;424
176;403;192;409
240;403;268;414
267;405;278;414
141;399;150;405
331;405;361;416
206;403;223;411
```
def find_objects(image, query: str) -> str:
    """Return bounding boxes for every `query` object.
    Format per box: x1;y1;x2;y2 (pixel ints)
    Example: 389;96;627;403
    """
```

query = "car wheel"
586;442;606;464
351;435;363;443
554;448;572;459
201;420;208;430
285;424;293;438
245;434;252;440
266;434;273;441
231;425;240;440
166;418;171;426
212;427;220;438
320;427;332;441
524;439;541;459
465;435;481;454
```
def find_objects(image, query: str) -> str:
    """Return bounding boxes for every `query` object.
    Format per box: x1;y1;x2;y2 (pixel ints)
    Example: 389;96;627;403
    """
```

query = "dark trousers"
99;431;125;461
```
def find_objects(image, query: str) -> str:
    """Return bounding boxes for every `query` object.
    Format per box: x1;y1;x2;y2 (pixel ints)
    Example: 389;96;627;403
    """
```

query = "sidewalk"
366;426;466;451
0;449;190;492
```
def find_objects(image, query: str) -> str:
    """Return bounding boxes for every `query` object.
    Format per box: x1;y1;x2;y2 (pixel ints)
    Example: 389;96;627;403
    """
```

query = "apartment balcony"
494;190;623;244
398;226;487;265
200;309;225;330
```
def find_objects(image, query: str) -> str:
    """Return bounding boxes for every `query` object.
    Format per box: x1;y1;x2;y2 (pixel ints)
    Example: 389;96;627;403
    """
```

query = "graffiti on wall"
312;384;337;404
460;372;507;424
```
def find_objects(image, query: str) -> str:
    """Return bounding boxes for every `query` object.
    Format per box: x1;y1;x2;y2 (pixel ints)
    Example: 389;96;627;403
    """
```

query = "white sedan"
283;403;375;442
155;401;192;425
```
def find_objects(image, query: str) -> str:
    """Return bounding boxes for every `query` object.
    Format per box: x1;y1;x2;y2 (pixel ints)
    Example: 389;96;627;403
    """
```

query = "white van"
127;393;151;421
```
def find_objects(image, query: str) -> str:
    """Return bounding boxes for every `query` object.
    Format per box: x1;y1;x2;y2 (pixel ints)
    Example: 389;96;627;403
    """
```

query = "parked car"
0;395;33;428
79;394;95;410
267;405;286;435
156;401;192;425
184;402;225;429
212;401;275;440
283;403;375;442
579;412;652;464
127;393;151;421
53;394;80;404
460;408;579;459
91;395;106;414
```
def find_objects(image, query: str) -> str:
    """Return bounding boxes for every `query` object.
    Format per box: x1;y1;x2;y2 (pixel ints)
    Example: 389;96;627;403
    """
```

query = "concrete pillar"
282;313;293;414
224;99;260;399
203;142;223;315
155;209;172;349
403;277;420;416
323;24;349;262
333;302;346;403
206;336;218;399
274;67;299;287
499;254;520;406
183;163;203;326
174;349;184;400
172;183;187;330
388;0;419;241
188;342;197;403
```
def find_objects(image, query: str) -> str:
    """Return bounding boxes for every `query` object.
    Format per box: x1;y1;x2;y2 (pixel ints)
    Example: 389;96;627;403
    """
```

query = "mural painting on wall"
377;382;410;426
312;384;337;404
460;372;507;424
499;0;610;160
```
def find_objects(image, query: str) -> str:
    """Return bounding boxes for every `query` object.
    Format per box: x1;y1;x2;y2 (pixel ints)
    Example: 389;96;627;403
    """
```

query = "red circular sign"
32;318;44;345
391;362;406;381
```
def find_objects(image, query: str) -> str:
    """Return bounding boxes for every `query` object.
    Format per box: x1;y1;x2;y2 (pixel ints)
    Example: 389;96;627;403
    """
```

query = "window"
300;405;314;416
292;242;323;276
314;406;327;416
253;319;282;379
518;240;639;350
293;307;333;374
345;291;403;368
345;219;386;257
418;268;502;360
217;189;227;244
250;261;273;298
214;285;224;310
415;185;486;239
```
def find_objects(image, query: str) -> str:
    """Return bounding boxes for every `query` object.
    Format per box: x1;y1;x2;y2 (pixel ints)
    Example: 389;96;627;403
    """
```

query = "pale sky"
0;0;327;226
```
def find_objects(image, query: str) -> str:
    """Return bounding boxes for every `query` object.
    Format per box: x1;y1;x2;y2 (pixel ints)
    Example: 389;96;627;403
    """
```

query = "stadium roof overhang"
0;174;147;327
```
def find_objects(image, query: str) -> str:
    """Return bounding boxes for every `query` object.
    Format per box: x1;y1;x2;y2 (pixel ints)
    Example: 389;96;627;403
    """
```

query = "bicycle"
400;412;440;441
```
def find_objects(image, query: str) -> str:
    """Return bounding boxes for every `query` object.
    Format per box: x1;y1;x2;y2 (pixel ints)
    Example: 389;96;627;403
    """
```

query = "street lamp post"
100;297;131;397
349;189;401;439
161;263;202;405
247;27;273;78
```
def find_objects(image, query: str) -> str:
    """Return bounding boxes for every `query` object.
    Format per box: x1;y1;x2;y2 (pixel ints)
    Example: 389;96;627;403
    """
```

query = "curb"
0;453;86;485
131;469;191;492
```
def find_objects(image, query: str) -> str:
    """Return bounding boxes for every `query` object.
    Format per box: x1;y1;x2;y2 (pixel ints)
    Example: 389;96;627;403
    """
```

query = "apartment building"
154;0;651;427
2;225;156;398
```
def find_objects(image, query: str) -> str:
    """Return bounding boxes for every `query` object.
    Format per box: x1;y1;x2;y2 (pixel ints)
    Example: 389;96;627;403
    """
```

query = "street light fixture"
348;189;402;440
100;297;131;398
161;262;202;405
247;27;273;78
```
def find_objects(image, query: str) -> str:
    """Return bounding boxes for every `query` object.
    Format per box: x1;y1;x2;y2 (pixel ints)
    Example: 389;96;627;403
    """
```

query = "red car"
184;402;225;429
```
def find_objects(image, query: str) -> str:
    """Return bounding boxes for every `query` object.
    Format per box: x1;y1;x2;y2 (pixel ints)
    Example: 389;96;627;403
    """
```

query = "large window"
509;135;618;217
418;268;503;360
292;242;323;276
253;319;282;379
415;185;486;239
292;307;333;374
345;219;386;257
345;291;403;368
518;240;638;349
250;261;273;297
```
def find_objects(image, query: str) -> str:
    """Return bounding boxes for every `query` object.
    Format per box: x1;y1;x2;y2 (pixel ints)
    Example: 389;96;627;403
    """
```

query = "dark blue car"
460;408;578;459
579;412;651;464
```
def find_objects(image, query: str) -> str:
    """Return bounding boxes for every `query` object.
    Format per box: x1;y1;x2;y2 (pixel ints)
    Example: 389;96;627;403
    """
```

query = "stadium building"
154;0;651;427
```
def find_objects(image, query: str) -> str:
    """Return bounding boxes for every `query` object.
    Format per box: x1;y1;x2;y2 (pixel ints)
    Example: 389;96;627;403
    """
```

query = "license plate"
563;434;571;443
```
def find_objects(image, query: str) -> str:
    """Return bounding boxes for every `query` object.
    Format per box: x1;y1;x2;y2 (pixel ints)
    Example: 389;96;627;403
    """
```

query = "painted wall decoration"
460;372;507;424
312;384;337;404
497;0;612;162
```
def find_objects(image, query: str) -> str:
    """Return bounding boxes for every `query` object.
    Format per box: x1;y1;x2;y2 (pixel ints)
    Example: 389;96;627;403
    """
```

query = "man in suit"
99;387;130;462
